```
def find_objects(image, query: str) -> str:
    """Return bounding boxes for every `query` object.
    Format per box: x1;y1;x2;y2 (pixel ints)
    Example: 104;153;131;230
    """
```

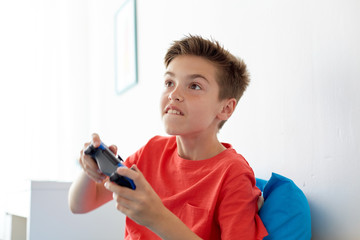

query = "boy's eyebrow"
164;71;209;83
164;71;175;77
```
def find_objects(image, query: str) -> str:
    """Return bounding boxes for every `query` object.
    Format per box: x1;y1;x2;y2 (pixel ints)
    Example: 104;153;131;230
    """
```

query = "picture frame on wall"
114;0;138;95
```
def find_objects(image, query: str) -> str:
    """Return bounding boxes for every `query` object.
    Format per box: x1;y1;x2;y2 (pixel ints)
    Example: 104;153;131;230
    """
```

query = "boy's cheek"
159;96;168;111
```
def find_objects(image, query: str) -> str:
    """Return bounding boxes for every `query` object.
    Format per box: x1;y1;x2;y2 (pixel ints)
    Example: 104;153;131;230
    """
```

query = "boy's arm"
68;133;113;213
105;165;202;240
68;171;112;213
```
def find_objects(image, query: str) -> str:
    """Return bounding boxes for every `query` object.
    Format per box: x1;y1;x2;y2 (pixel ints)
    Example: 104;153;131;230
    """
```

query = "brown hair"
164;35;250;129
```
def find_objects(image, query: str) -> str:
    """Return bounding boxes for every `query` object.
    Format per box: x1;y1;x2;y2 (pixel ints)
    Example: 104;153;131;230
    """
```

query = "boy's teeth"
168;109;181;115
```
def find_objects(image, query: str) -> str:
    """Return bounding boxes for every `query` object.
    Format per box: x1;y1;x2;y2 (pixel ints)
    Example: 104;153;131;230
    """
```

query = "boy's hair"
164;35;250;129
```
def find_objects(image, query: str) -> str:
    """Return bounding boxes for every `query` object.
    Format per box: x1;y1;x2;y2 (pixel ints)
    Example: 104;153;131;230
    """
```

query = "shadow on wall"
309;200;331;240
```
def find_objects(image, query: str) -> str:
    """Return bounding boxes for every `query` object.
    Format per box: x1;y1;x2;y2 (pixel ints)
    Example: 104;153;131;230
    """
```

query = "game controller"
84;142;136;190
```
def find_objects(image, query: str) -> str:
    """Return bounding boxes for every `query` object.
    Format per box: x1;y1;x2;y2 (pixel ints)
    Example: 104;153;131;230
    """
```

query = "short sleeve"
123;143;145;168
217;171;268;240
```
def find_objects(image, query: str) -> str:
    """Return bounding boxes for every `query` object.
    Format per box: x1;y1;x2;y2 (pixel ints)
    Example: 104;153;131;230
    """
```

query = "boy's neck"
176;134;226;161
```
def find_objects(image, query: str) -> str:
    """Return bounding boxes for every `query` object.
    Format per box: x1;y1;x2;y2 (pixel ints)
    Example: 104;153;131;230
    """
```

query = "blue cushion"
256;173;311;240
255;178;268;192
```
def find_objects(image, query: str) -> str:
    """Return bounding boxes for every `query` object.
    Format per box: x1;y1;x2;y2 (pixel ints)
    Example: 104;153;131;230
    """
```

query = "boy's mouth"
165;106;184;116
167;109;182;115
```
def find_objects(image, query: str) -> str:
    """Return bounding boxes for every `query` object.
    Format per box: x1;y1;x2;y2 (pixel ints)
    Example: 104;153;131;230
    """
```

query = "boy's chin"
163;124;185;136
162;120;180;135
164;128;179;136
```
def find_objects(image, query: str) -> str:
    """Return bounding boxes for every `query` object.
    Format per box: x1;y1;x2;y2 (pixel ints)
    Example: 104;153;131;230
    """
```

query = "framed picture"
114;0;138;95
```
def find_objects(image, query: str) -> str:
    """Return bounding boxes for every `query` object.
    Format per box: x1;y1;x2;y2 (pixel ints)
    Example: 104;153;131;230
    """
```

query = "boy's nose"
168;88;184;102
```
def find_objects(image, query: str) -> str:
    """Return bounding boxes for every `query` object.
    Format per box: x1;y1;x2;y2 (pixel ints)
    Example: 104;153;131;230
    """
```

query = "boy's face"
161;55;225;137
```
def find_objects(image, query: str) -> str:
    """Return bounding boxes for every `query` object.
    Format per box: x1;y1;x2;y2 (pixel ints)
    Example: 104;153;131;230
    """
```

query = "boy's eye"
190;83;201;90
165;80;174;87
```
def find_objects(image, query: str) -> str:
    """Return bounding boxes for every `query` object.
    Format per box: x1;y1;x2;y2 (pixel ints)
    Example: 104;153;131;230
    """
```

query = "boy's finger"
88;171;106;183
129;164;139;171
81;154;105;180
91;133;101;147
83;142;91;149
116;165;142;186
104;181;135;200
109;145;118;155
257;196;264;211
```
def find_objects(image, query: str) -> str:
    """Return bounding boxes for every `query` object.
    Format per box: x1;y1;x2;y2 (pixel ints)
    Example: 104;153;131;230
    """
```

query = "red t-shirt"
124;136;267;240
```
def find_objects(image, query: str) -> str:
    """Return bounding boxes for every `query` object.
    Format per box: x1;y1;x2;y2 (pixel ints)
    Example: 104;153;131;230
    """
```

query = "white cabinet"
4;181;125;240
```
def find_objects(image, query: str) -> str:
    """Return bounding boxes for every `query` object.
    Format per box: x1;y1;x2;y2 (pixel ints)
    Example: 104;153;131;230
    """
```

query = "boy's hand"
104;165;165;228
257;196;264;211
79;133;118;183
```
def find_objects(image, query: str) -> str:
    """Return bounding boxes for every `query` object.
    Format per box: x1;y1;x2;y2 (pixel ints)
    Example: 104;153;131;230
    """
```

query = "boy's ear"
217;98;237;121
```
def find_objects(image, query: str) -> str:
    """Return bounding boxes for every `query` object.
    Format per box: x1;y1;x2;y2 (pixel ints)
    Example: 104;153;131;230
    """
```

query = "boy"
68;35;268;239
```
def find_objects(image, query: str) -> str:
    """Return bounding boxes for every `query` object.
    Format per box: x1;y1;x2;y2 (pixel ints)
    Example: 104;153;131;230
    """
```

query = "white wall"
0;0;93;238
1;0;359;239
0;0;92;181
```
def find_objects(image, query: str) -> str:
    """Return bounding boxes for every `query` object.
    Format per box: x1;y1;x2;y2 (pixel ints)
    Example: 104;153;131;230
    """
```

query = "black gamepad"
84;142;136;190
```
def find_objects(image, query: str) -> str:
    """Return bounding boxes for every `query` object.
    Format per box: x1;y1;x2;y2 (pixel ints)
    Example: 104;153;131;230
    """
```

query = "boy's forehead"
165;55;218;78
